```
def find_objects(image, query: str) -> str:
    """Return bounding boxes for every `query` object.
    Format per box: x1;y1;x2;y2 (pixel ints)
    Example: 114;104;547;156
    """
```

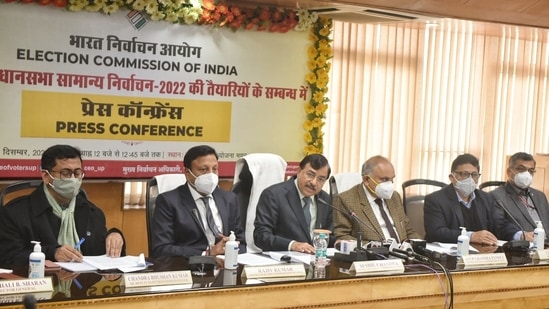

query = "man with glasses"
490;152;549;242
333;156;420;245
254;154;334;253
0;144;125;267
424;153;517;244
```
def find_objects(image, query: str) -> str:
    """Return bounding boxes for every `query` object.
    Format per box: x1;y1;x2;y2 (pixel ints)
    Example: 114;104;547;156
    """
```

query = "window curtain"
325;19;549;192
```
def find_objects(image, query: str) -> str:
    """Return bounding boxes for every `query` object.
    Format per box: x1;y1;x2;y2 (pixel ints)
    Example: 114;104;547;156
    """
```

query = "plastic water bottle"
29;241;45;278
224;231;239;270
313;233;328;266
533;221;545;250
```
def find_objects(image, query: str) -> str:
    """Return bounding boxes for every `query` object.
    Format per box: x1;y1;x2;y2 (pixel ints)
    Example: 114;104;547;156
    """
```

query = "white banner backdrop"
0;4;309;178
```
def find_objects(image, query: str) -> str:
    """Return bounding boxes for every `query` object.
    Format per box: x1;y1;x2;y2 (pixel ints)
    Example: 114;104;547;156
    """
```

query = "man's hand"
55;245;83;262
523;231;534;242
290;241;315;254
105;232;124;257
208;234;229;256
470;230;498;246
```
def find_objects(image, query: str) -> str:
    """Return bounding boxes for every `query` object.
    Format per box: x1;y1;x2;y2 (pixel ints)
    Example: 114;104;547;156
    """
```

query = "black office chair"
145;174;186;257
479;181;505;191
0;180;43;206
401;179;446;238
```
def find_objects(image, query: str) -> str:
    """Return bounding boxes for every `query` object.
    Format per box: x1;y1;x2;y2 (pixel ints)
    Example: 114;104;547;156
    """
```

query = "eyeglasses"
512;166;536;175
50;168;85;179
304;170;327;184
453;171;481;180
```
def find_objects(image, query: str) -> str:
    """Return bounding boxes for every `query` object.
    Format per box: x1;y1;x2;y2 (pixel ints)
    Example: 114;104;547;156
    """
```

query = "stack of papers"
56;254;148;273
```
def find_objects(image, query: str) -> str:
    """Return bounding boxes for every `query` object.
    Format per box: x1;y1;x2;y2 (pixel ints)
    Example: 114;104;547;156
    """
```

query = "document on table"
56;253;148;273
428;242;479;254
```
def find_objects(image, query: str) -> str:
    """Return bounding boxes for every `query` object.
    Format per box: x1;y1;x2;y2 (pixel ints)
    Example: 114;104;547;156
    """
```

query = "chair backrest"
329;172;363;199
0;180;43;206
479;181;505;191
401;178;446;238
233;153;287;253
145;174;186;257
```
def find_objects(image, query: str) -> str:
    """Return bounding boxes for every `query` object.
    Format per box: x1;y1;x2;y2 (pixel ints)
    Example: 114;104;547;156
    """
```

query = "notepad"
56;254;148;273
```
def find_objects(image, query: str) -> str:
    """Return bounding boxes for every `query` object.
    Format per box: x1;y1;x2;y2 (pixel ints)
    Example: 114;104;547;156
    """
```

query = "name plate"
122;270;192;288
0;277;53;295
460;253;508;268
242;263;305;279
350;259;404;274
533;249;549;260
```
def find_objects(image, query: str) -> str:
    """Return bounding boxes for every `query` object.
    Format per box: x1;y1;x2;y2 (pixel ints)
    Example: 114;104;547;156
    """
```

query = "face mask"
189;171;218;195
369;176;394;199
47;172;82;200
453;175;476;197
514;171;533;189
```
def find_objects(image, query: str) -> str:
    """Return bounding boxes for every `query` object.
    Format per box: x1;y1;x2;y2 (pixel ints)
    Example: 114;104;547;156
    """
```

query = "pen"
75;237;85;250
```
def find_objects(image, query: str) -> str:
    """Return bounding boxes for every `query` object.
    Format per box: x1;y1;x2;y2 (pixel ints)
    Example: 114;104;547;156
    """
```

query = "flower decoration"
6;0;331;154
303;16;333;155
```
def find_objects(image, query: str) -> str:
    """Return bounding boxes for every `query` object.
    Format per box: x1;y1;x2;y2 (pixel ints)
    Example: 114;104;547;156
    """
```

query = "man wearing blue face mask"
333;156;421;245
0;145;125;267
424;153;518;244
490;152;549;242
151;145;246;257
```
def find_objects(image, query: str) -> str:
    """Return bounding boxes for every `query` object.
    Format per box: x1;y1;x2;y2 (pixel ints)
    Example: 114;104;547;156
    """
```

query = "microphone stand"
496;200;530;251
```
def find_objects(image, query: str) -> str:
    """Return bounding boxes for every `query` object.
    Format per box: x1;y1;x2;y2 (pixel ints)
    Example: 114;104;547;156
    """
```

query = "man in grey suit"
151;145;246;258
254;154;334;253
424;153;517;244
490;152;549;241
333;156;420;245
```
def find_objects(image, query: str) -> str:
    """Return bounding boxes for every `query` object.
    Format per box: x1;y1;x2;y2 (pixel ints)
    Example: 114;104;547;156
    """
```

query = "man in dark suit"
424;153;517;244
151;145;245;257
333;156;420;244
254;154;334;253
0;145;125;267
490;152;549;241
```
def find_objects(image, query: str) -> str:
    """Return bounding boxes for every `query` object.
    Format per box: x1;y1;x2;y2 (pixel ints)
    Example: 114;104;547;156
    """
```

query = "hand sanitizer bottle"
224;231;239;270
457;227;470;257
533;221;545;250
29;241;45;278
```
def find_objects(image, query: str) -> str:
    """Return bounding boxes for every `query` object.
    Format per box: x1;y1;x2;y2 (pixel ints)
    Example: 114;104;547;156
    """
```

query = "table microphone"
496;200;530;251
23;294;36;309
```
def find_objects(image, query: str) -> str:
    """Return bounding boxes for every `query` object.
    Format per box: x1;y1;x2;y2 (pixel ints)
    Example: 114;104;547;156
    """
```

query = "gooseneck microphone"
23;294;36;309
496;200;530;251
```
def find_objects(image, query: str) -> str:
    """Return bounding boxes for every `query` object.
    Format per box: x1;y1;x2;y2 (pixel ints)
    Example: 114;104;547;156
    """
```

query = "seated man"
254;154;334;253
490;152;549;241
152;145;246;257
424;153;517;244
333;156;420;244
0;145;125;267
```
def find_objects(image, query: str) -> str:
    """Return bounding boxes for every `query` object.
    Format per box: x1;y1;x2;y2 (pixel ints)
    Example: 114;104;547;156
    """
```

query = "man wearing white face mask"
424;153;518;244
333;156;420;244
152;145;246;258
0;145;125;267
490;152;549;242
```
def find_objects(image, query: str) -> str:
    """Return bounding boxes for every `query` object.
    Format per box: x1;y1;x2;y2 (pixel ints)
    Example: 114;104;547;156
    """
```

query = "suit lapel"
385;195;403;241
356;187;384;240
212;189;228;235
285;182;311;242
179;184;207;238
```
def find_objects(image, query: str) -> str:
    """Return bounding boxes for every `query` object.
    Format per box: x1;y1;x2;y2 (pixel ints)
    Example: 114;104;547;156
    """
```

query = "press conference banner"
0;4;309;178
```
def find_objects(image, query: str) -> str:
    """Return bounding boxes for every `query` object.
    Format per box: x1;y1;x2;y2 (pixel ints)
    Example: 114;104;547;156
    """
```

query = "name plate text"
460;253;508;267
242;263;305;279
0;277;53;295
122;270;192;288
533;249;549;260
350;259;404;274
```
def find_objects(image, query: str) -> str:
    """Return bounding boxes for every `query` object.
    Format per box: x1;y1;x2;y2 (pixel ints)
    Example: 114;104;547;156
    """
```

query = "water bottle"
533;221;545;250
313;232;328;266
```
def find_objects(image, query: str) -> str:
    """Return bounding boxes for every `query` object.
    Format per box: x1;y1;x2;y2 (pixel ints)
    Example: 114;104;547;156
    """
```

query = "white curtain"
325;19;549;192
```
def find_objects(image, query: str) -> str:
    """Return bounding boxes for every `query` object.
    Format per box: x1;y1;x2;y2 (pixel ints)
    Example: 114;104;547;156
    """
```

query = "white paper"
56;254;147;273
237;253;283;266
265;251;314;264
55;261;97;272
0;268;13;274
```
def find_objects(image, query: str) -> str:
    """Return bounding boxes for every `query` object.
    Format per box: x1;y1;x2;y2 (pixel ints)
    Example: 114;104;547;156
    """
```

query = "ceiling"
225;0;549;29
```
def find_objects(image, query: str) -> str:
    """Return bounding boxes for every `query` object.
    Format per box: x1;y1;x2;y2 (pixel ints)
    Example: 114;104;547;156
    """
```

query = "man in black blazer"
151;145;245;257
424;153;517;244
0;145;125;267
490;152;549;241
254;154;334;253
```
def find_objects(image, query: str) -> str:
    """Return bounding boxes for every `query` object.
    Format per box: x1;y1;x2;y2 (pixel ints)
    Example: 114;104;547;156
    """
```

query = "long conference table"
2;247;549;309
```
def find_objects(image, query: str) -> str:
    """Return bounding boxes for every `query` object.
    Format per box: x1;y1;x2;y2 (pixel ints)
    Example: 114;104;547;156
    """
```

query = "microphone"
318;198;388;261
392;247;431;263
23;294;36;309
495;200;530;251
